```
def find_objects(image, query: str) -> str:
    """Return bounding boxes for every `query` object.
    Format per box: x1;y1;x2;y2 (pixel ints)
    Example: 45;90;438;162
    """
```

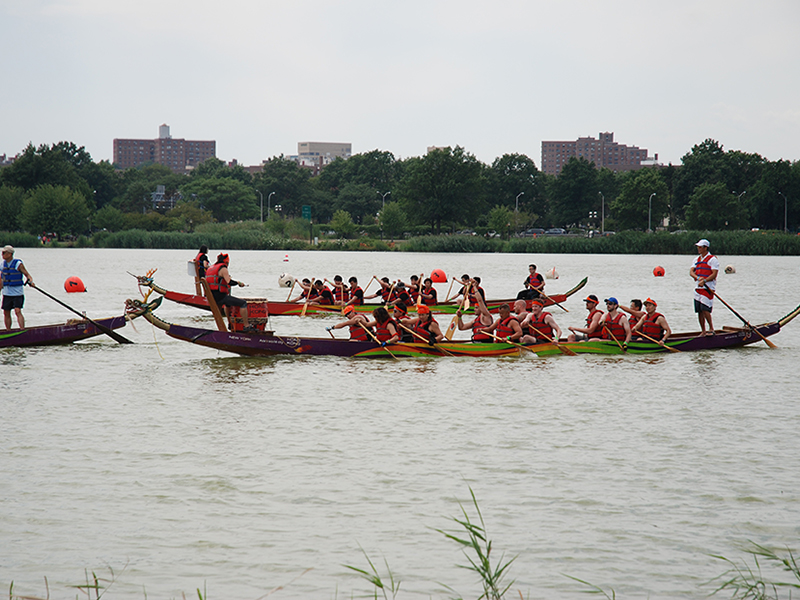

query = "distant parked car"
545;228;566;235
456;229;477;236
670;229;688;235
518;228;545;237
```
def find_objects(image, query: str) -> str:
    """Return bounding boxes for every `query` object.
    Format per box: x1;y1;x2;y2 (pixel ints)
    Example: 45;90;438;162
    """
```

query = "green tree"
609;169;670;231
92;205;126;232
117;164;185;213
0;142;93;202
379;201;408;241
548;157;598;227
165;202;215;232
190;157;253;185
486;153;544;221
685;182;749;230
0;185;26;231
486;205;515;239
746;159;797;230
334;183;380;224
181;177;257;222
20;184;91;236
398;146;486;233
329;209;357;238
255;156;314;218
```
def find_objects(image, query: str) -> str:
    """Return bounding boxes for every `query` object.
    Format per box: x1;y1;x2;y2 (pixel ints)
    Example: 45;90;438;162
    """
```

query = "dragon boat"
132;273;588;316
125;297;799;358
0;315;130;348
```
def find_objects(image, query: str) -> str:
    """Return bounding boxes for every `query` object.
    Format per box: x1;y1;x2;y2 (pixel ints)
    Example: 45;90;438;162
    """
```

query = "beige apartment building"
541;132;656;176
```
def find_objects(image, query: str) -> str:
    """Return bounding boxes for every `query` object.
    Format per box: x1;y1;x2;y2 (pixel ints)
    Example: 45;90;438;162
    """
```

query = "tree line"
0;138;798;240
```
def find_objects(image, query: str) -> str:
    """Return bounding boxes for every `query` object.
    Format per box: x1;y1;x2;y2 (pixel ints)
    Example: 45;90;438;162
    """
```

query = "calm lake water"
2;248;800;599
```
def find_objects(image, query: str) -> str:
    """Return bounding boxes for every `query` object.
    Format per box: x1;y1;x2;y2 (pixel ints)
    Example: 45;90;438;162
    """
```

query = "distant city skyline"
2;2;798;169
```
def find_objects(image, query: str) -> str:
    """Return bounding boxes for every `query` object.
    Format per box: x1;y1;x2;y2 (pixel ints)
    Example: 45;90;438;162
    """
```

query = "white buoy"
544;267;559;280
278;273;295;288
283;254;289;262
724;265;736;274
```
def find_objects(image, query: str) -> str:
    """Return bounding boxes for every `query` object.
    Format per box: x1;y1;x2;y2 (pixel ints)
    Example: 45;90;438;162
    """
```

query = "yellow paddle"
359;322;399;360
398;323;455;357
526;323;577;356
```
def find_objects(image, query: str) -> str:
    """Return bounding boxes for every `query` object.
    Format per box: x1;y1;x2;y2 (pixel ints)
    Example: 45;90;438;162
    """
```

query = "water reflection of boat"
126;297;799;358
132;273;587;316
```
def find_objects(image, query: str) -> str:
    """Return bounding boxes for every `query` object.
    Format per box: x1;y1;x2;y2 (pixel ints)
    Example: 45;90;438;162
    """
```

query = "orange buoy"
64;276;86;292
653;266;665;277
430;269;447;283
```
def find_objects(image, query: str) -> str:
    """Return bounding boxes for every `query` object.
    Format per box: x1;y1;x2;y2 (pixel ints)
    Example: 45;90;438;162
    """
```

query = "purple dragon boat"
0;316;129;348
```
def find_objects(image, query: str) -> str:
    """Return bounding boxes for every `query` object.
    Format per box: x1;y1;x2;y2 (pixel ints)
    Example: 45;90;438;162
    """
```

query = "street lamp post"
598;192;605;235
377;191;391;211
648;193;656;233
267;191;275;219
778;191;788;232
257;190;264;222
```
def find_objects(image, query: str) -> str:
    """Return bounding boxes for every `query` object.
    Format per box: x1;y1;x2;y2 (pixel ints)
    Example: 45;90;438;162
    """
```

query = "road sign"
302;205;311;220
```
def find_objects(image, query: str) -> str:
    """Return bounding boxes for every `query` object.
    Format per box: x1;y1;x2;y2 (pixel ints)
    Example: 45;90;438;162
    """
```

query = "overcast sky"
2;0;798;169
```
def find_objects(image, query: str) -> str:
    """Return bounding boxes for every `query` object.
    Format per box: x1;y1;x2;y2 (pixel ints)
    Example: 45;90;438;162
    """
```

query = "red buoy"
653;266;665;277
64;276;86;292
430;269;447;283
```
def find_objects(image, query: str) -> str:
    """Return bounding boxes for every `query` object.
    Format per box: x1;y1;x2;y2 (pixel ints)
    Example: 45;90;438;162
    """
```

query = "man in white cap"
689;238;719;335
2;245;35;330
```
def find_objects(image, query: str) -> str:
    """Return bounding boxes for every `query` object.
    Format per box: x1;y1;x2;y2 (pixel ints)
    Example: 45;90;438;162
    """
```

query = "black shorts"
694;299;712;313
2;295;24;310
213;292;247;308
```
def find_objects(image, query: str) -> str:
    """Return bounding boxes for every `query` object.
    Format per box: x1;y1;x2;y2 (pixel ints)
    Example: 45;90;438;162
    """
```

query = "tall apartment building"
113;124;216;173
541;132;656;176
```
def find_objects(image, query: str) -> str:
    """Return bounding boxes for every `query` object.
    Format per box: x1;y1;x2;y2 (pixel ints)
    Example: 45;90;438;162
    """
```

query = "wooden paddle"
362;276;376;296
527;323;577;356
528;284;569;312
285;280;296;302
444;277;456;302
633;330;680;353
415;273;424;308
704;285;777;348
602;323;627;352
31;285;134;344
485;330;537;355
445;282;471;340
398;323;455;357
300;282;314;317
359;322;399;359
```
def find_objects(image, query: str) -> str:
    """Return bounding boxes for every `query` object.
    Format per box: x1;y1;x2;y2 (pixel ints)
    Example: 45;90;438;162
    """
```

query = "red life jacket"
602;311;626;341
628;315;639;330
471;318;493;342
349;320;371;341
412;316;438;340
586;308;604;339
496;315;516;338
194;252;207;276
205;263;229;294
333;286;349;303
515;312;530;336
349;286;363;305
694;253;717;298
526;273;544;289
639;312;665;338
422;287;438;305
375;318;397;342
380;287;392;302
529;311;553;340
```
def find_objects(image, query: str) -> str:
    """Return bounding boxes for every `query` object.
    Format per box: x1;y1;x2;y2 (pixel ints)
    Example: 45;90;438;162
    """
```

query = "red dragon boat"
132;273;587;316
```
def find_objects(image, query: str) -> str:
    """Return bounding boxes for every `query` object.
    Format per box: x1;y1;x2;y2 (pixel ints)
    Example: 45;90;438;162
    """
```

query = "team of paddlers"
193;242;709;350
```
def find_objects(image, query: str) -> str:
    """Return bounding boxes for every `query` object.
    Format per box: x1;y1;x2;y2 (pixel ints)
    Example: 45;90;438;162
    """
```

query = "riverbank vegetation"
1;139;798;252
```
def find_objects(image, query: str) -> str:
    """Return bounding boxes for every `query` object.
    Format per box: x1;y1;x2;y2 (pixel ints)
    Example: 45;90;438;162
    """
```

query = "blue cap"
604;297;618;305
